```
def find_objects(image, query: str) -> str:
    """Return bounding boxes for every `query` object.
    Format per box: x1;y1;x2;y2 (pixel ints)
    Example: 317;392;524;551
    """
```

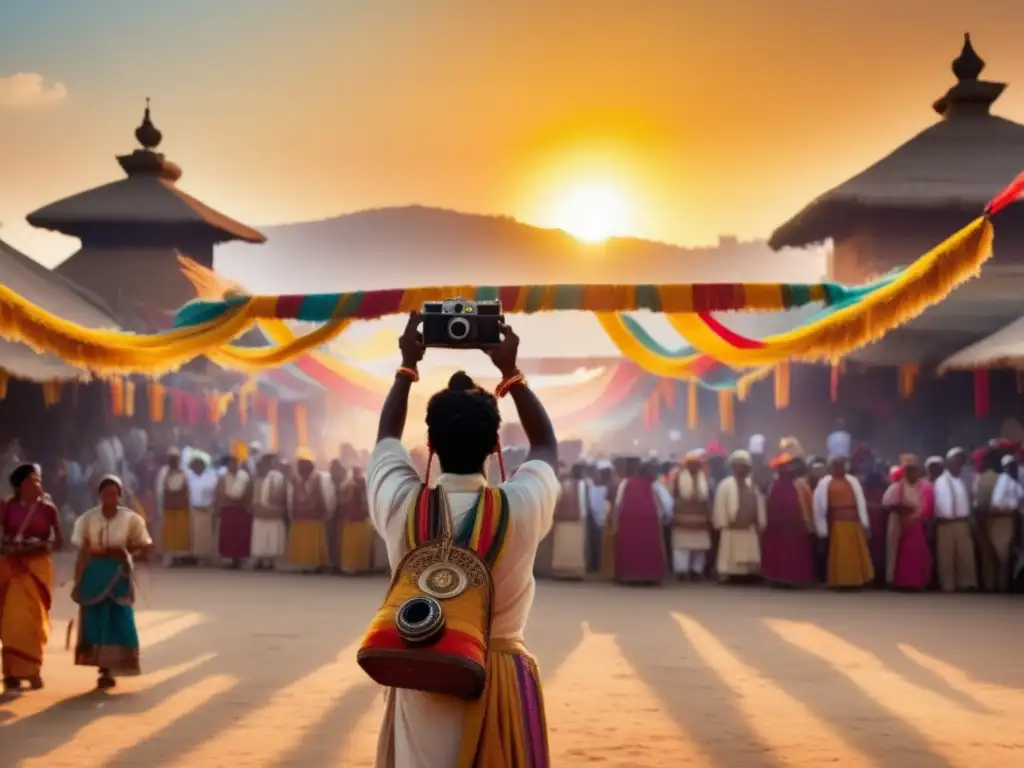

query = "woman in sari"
1;463;63;691
71;475;152;689
882;455;934;590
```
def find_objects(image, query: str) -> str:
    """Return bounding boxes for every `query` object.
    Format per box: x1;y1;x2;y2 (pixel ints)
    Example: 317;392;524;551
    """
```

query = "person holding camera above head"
365;310;559;768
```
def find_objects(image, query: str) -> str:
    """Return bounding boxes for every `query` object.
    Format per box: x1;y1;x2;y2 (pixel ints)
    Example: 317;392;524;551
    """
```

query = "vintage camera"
421;298;503;348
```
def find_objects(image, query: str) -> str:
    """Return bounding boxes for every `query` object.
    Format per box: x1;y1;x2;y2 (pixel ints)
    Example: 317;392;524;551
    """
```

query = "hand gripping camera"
421;298;503;349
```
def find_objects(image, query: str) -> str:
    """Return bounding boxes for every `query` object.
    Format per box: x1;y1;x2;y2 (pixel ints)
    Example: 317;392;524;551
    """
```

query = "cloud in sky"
0;73;68;109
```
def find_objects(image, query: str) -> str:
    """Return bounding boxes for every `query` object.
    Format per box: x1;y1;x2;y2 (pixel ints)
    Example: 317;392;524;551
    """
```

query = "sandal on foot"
3;676;19;691
28;676;43;690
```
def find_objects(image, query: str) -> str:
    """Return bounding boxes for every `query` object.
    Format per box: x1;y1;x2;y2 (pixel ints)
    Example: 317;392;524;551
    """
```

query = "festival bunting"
0;176;1015;380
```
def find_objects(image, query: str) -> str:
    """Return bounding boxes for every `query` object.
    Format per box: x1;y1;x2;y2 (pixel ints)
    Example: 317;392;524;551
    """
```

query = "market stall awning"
938;313;1024;371
0;237;119;381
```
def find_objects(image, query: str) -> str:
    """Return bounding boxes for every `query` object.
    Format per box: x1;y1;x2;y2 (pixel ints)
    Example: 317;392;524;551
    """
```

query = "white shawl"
812;474;869;538
220;469;251;502
676;469;709;502
712;475;766;531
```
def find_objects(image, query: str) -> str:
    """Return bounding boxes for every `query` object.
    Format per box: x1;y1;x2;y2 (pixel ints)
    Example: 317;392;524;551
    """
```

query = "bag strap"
405;484;510;568
466;487;511;568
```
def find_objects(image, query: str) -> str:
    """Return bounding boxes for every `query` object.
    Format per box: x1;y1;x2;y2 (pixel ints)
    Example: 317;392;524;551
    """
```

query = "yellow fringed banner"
718;390;735;434
898;364;920;399
774;361;790;409
663;217;993;368
686;381;699;429
0;208;997;380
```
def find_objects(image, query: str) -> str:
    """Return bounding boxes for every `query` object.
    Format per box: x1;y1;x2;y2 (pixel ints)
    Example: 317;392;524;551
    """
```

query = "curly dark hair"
426;371;501;475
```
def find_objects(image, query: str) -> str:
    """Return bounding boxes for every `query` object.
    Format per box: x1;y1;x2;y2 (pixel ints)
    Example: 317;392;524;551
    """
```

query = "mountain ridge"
216;204;825;294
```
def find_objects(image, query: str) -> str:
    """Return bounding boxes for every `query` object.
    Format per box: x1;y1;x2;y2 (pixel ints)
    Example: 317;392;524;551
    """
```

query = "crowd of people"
544;431;1024;595
5;307;1024;768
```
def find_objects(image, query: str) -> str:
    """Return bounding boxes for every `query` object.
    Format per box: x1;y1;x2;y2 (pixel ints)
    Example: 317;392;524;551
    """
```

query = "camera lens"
448;317;471;341
453;303;464;314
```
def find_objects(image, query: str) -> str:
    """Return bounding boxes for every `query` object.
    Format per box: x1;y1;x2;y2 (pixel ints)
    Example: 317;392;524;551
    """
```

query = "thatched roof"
939;312;1024;371
771;34;1024;250
27;104;265;245
0;237;119;381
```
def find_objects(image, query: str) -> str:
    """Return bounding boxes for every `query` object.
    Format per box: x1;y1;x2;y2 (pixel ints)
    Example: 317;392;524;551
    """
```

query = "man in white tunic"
987;454;1021;592
671;451;712;579
933;447;977;592
250;453;288;569
185;454;219;564
712;450;766;580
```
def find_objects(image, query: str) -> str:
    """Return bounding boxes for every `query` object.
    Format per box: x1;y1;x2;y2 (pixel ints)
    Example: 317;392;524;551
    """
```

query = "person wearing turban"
286;448;336;573
711;451;766;581
1;463;63;691
611;457;668;584
215;445;253;568
986;453;1022;592
972;442;1006;592
761;452;816;587
932;448;977;592
185;452;220;565
882;455;933;590
155;447;191;566
250;452;288;569
669;451;712;580
812;456;874;588
71;475;152;689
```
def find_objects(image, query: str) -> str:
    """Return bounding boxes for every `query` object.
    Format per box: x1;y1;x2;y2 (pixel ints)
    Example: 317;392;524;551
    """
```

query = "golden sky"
2;0;1024;265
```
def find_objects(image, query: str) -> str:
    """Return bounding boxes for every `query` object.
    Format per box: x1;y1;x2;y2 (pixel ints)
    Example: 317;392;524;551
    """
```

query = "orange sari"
0;552;54;680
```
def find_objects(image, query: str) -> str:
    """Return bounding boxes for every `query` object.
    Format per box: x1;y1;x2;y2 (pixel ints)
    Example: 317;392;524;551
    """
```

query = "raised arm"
488;324;557;469
377;312;425;443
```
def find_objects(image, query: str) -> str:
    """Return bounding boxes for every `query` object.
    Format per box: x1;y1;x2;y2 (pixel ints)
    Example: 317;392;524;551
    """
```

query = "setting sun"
553;185;632;243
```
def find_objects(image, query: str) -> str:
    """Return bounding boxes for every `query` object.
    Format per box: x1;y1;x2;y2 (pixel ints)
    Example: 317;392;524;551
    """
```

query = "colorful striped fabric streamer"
173;280;872;328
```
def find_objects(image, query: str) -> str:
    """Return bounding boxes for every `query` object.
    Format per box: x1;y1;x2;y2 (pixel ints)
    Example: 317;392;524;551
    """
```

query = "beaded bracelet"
495;372;526;398
396;366;420;382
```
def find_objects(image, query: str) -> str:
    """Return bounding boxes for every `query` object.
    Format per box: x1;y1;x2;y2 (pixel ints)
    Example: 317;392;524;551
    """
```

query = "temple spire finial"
953;32;985;81
933;33;1004;118
135;97;163;151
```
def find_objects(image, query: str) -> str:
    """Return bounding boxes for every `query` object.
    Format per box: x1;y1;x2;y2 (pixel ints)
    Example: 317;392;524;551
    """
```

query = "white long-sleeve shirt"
933;471;971;520
186;468;220;508
653;480;675;524
570;479;589;521
588;484;609;528
991;472;1024;512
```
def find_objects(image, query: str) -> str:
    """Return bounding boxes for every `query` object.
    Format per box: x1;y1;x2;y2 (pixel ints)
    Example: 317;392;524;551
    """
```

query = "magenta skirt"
761;525;817;586
219;506;253;559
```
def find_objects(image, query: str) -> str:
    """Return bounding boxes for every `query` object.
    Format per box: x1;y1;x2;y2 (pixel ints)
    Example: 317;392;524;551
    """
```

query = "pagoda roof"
26;101;265;245
0;236;120;381
771;34;1024;250
27;175;266;244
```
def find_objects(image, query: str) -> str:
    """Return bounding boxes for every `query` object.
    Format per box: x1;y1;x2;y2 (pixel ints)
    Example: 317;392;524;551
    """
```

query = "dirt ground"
1;568;1023;767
